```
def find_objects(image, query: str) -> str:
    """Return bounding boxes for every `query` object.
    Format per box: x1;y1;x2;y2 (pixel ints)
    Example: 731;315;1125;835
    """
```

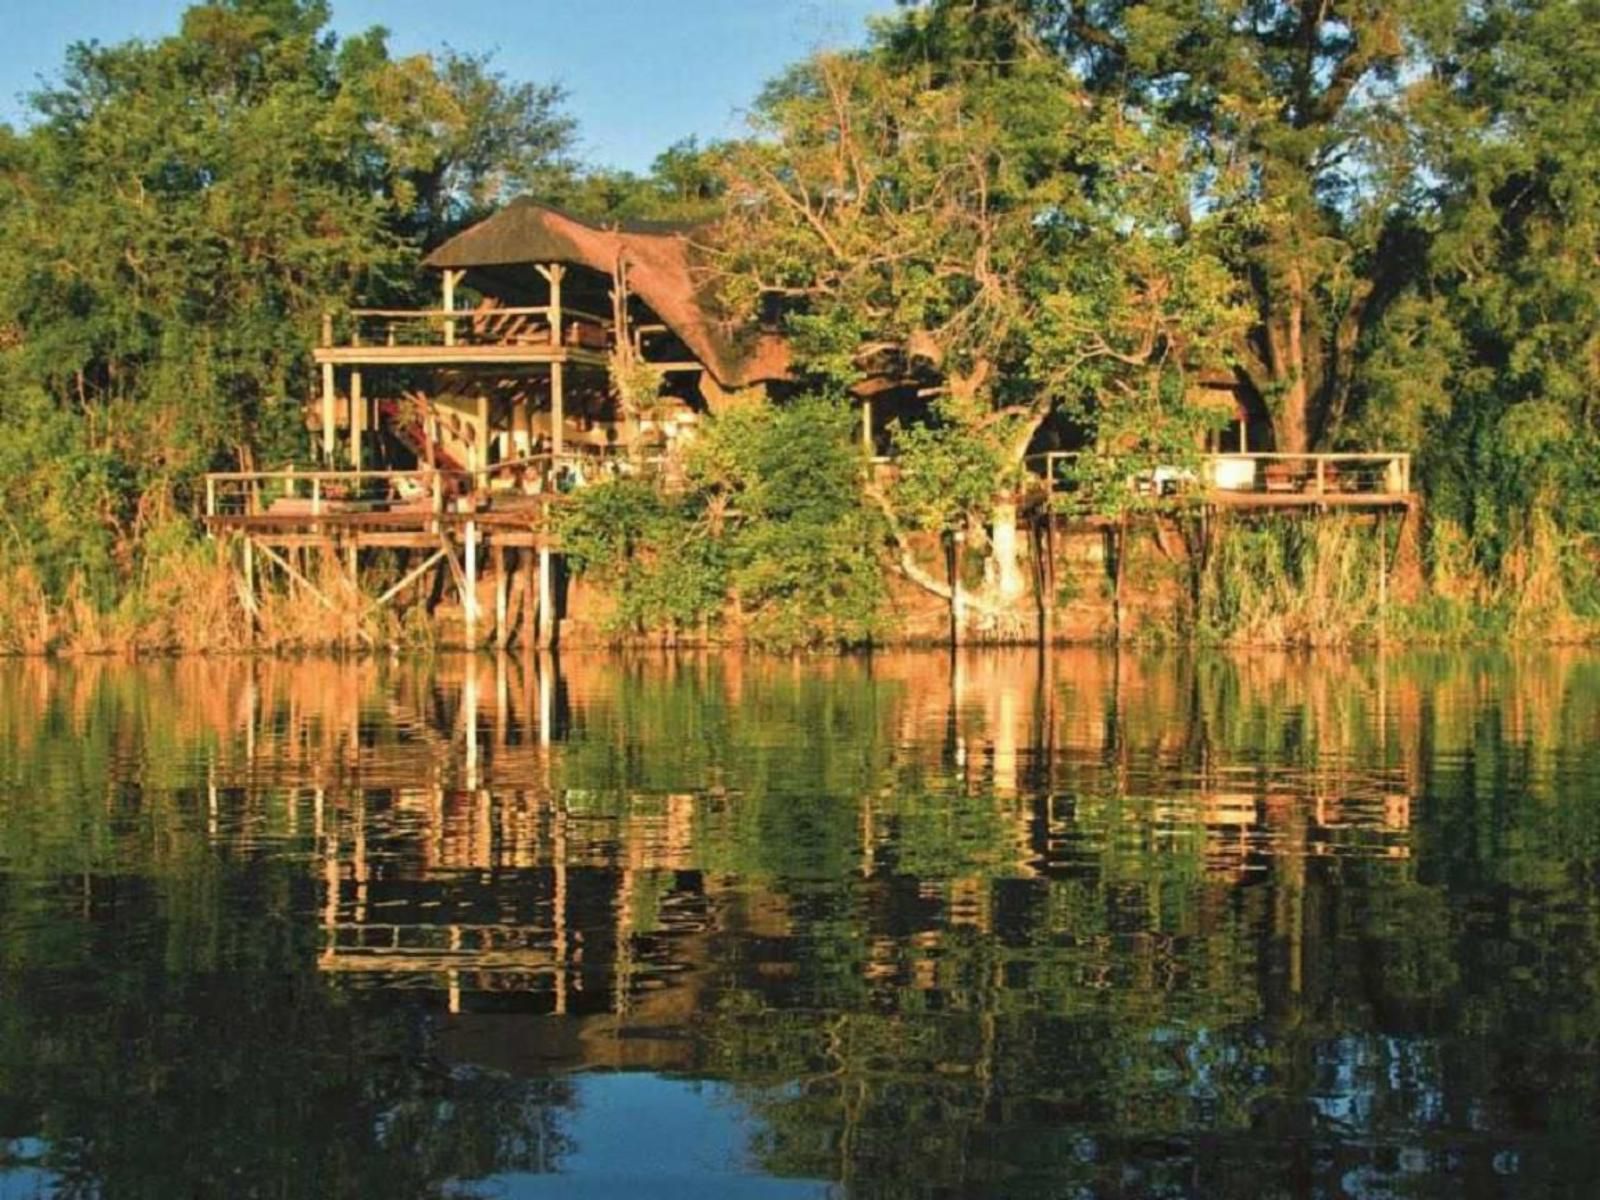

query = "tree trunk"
991;495;1026;607
1261;263;1312;452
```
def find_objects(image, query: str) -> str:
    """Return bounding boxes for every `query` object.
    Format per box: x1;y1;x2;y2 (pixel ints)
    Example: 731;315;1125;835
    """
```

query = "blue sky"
0;0;895;170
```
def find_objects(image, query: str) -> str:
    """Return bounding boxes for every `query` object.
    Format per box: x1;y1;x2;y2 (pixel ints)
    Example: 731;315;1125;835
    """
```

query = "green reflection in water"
1;650;1599;1198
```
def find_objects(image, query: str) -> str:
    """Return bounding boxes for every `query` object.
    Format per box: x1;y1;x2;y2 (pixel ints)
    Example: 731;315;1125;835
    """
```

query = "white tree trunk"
992;495;1026;605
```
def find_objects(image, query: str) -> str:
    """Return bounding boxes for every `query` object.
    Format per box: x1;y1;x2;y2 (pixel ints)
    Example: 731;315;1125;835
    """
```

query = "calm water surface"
1;650;1598;1198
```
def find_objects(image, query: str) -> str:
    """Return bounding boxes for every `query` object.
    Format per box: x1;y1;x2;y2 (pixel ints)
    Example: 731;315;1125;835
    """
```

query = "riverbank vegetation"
2;0;1598;652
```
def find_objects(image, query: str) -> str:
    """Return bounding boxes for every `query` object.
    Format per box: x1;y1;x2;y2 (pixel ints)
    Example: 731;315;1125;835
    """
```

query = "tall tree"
712;25;1243;626
904;0;1458;452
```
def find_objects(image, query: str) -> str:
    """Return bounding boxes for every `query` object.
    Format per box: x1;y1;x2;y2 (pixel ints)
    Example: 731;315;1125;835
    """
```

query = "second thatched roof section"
424;199;789;390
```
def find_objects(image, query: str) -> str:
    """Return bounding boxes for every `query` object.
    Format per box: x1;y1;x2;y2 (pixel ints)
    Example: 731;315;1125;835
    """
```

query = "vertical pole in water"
521;548;537;650
464;519;479;648
1377;511;1389;643
463;659;479;793
242;535;257;637
538;546;555;648
494;543;509;649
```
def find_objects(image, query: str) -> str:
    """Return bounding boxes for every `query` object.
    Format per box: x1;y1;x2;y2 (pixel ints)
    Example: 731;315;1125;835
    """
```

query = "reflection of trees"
4;649;1600;1194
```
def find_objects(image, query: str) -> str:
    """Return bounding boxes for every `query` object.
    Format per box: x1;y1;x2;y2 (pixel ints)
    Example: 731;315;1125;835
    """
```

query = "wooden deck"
1028;451;1415;511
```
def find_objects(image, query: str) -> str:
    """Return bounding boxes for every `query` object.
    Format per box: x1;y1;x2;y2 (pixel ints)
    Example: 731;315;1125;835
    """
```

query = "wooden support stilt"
463;519;479;648
241;535;258;619
520;547;537;650
537;547;555;647
494;543;509;649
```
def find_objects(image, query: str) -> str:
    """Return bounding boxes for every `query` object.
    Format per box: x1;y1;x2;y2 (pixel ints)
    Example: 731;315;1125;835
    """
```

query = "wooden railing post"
442;270;457;347
1315;455;1326;496
312;477;322;517
206;476;216;518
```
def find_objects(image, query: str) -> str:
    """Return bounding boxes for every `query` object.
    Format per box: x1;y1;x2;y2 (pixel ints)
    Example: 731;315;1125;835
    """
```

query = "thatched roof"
424;200;788;390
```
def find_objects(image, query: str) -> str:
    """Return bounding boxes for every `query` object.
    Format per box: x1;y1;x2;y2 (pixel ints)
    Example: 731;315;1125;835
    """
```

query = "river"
1;650;1596;1197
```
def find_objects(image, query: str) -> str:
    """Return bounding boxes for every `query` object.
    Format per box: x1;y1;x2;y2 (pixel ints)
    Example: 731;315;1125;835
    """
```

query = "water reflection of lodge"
162;651;1422;1037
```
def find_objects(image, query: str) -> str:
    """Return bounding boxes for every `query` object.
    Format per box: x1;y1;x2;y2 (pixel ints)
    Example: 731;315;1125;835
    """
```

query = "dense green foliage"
560;394;886;648
2;0;1599;647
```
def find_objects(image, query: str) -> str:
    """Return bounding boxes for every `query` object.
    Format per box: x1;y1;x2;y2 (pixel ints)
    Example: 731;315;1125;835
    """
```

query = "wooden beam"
371;548;447;610
257;542;337;613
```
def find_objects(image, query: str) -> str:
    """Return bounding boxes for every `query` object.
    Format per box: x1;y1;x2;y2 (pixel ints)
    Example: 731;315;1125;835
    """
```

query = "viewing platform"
1027;451;1415;512
311;299;616;369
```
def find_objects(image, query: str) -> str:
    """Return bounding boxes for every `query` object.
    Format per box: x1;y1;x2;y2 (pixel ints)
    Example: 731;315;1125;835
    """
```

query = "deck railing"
1025;451;1412;500
322;305;615;353
204;468;464;519
203;450;669;520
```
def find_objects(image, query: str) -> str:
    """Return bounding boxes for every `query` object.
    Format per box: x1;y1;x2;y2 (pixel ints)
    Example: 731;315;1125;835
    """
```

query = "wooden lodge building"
202;199;1418;645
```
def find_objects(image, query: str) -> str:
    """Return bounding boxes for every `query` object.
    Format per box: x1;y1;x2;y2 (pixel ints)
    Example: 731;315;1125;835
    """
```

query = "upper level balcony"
311;299;617;369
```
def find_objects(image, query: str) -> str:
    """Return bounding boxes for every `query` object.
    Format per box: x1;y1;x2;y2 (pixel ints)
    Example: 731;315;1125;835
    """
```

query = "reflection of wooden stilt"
552;789;568;1015
463;661;479;792
449;925;462;1015
537;653;553;748
1377;511;1389;640
463;519;479;648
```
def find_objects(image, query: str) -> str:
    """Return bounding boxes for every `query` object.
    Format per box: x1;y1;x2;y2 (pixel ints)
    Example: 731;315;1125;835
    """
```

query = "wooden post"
442;269;458;347
206;476;216;518
494;543;509;649
537;546;555;647
348;369;363;469
242;535;257;636
464;519;479;647
547;262;564;347
862;397;873;457
520;548;537;649
312;477;323;517
321;362;336;463
1315;455;1326;497
551;360;565;459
